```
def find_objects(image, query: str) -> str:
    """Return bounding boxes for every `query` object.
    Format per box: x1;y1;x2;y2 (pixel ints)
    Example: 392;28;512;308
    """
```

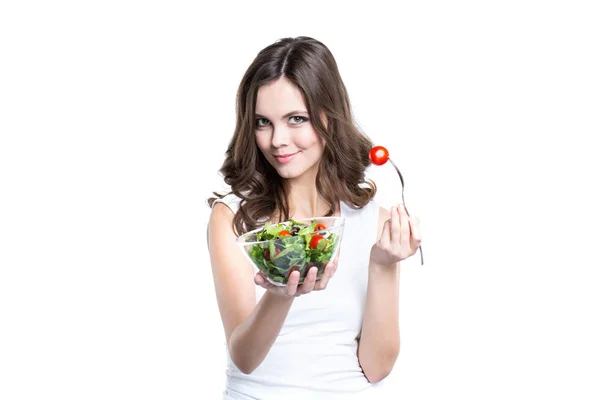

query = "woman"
207;36;421;399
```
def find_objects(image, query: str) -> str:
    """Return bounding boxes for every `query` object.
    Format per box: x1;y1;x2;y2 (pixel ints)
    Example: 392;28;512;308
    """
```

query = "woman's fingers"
316;262;333;290
332;255;340;276
254;272;264;285
316;254;340;290
390;205;401;245
286;270;301;296
256;272;281;292
261;257;341;297
298;267;317;296
372;204;423;264
254;272;269;289
410;215;422;249
399;204;410;250
379;219;392;248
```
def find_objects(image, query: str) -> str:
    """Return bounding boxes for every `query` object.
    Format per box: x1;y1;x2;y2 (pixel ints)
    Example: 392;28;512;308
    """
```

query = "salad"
246;219;341;285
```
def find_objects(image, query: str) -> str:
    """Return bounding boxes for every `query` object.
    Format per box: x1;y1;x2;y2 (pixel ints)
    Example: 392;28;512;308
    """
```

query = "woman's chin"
269;157;320;180
275;167;301;179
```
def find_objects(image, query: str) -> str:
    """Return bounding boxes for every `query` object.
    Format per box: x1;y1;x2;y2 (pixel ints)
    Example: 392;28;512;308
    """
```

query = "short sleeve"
211;193;242;215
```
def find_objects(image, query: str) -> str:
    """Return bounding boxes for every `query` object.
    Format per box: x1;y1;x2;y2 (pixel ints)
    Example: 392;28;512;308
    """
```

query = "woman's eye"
256;118;270;127
256;116;307;127
289;116;308;125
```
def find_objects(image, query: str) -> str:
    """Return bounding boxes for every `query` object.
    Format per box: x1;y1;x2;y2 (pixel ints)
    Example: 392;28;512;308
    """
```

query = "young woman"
207;36;422;399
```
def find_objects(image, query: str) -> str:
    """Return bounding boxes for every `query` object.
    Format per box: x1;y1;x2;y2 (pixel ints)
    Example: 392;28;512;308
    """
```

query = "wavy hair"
207;36;377;235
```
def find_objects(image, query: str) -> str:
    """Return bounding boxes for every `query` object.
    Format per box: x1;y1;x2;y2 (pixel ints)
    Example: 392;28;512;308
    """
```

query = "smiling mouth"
274;152;299;163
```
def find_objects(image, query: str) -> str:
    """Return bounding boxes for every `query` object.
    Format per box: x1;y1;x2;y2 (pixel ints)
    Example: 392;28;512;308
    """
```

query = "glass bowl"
236;216;345;286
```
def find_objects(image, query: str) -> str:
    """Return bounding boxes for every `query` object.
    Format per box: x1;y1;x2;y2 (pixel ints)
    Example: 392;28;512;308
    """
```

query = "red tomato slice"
309;234;327;250
314;223;326;232
278;230;291;237
369;146;389;166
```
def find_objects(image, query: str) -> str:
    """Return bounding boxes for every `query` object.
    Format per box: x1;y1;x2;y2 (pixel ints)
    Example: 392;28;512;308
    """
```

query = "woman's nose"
271;125;292;147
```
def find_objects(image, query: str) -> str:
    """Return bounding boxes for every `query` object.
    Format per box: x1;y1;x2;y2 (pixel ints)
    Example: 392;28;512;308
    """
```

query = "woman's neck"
275;169;339;220
285;186;339;219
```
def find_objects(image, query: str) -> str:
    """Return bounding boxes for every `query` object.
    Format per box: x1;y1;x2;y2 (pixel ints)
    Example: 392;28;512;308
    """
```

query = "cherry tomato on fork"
368;145;425;266
369;146;389;166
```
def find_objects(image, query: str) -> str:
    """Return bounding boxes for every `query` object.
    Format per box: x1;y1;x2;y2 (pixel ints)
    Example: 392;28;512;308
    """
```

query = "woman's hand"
254;255;339;297
370;204;421;267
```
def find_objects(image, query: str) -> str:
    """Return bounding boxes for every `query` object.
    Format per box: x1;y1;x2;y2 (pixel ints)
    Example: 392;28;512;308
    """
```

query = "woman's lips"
274;152;299;164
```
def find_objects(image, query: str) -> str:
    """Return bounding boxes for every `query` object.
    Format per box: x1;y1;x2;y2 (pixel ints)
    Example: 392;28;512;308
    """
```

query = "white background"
1;1;599;399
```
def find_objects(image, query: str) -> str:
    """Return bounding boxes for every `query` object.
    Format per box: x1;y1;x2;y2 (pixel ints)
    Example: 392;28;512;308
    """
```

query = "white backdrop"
1;1;599;399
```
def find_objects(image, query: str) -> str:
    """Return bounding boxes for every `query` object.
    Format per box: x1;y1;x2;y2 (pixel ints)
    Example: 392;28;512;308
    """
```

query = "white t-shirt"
211;193;386;400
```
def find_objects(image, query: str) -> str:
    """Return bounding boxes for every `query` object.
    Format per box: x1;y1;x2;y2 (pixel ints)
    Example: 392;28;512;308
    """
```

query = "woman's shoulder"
211;192;244;215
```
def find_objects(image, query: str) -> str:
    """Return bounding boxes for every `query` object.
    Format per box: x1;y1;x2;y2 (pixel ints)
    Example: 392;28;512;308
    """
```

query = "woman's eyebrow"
255;110;308;119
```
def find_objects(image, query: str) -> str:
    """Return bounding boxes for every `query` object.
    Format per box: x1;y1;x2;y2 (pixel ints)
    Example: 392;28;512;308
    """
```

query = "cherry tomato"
314;223;326;232
278;230;291;237
309;234;328;250
369;146;389;166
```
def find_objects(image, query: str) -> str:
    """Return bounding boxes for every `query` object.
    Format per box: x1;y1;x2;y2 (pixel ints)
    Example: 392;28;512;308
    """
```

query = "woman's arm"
358;258;400;383
358;207;400;383
358;205;421;383
208;203;294;374
228;291;294;374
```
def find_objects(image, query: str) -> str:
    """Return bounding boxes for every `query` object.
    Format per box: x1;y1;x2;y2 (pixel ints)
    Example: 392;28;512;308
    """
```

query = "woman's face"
254;77;325;181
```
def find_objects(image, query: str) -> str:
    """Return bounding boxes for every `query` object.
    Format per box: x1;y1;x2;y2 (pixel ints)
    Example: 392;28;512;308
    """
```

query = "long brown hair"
207;36;377;235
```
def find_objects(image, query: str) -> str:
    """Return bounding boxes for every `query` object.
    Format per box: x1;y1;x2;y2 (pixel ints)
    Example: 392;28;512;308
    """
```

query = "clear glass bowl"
236;216;345;286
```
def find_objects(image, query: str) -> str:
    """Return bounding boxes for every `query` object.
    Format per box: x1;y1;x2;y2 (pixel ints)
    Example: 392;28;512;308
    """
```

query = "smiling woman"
205;36;421;399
